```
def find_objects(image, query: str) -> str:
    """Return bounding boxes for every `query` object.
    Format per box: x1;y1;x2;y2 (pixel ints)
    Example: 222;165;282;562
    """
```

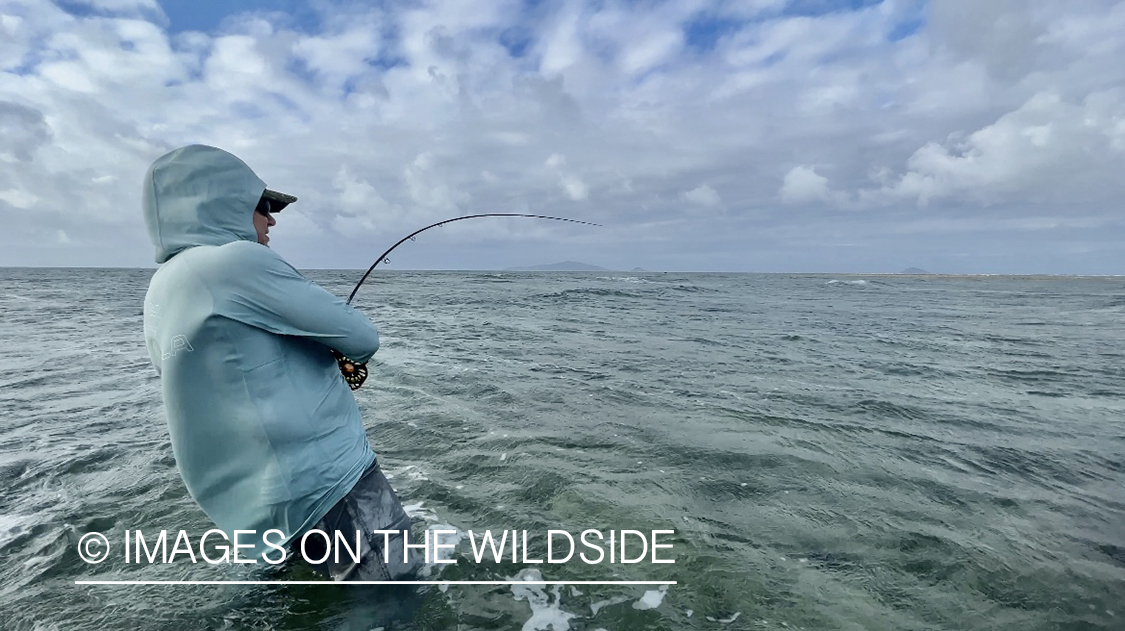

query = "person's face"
254;200;277;246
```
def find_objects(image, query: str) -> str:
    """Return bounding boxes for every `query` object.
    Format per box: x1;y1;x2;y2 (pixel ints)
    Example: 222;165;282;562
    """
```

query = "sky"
0;0;1123;273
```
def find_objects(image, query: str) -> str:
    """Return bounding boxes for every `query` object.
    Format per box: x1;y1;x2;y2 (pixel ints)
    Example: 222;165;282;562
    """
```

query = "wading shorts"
292;459;422;581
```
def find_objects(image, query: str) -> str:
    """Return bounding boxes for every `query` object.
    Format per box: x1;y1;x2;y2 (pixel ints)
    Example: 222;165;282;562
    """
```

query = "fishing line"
334;213;601;389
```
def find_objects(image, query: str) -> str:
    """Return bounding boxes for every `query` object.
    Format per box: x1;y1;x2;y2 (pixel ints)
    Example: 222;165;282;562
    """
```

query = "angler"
141;144;597;583
141;144;417;581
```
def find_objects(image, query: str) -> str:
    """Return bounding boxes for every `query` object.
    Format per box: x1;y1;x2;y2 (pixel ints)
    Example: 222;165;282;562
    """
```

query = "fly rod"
335;213;600;389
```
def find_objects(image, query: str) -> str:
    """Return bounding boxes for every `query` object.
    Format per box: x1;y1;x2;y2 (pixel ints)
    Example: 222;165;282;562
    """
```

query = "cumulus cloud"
681;184;722;208
863;89;1125;206
780;166;831;204
559;174;589;201
329;165;404;234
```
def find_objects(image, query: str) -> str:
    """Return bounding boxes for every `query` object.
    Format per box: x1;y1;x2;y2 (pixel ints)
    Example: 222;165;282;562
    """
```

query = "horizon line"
0;264;1120;276
1;265;1123;277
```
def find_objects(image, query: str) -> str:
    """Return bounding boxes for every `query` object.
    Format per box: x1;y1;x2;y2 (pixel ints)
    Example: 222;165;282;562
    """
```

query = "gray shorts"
292;459;422;581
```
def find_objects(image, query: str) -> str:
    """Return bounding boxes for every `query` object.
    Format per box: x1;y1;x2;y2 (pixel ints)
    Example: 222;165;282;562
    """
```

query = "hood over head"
143;145;267;264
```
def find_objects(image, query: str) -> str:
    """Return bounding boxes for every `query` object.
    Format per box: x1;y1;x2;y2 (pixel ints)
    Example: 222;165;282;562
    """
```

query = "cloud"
559;174;589;201
291;24;382;92
681;184;721;207
780;166;831;204
269;209;323;247
928;0;1043;81
544;152;588;201
0;0;1123;272
404;151;471;212
863;89;1125;206
328;165;404;234
538;2;585;75
0;188;38;209
0;101;51;161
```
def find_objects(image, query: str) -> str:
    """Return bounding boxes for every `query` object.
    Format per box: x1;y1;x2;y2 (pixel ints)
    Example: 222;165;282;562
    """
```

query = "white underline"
75;580;676;586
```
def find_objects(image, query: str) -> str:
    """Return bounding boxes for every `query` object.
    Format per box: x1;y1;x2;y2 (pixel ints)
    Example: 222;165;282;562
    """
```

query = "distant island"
899;267;932;274
505;261;609;271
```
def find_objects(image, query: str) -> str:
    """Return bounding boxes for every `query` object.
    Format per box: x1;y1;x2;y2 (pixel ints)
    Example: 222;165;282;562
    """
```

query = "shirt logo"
162;335;194;360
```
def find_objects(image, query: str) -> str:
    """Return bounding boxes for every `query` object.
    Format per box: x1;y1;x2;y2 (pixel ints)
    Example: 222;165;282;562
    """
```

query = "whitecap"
632;584;668;610
403;501;440;522
510;568;576;631
590;595;628;615
417;523;464;574
595;276;651;283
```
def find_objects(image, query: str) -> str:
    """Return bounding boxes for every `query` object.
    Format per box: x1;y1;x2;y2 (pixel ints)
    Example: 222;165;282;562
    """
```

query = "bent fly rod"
334;213;601;390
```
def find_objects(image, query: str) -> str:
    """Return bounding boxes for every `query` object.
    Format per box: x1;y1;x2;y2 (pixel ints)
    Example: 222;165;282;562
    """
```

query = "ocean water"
0;268;1122;631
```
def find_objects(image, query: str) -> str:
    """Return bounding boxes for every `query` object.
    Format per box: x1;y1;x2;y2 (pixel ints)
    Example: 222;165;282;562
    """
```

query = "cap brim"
262;188;297;212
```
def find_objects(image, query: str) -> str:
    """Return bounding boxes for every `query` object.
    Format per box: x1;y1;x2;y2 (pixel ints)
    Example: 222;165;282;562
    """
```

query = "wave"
594;276;652;284
536;287;645;300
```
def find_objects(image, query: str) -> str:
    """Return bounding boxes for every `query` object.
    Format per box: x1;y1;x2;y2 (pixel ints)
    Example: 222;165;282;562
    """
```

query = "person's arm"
210;241;380;363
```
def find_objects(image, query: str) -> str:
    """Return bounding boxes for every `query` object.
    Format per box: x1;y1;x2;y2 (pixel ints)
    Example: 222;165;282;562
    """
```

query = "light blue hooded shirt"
142;145;377;559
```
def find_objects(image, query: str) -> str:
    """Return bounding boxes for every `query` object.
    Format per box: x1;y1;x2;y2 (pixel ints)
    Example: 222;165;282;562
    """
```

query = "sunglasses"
255;197;275;217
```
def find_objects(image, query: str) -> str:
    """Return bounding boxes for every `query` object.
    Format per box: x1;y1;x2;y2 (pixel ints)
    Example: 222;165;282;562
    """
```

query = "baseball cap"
260;188;297;212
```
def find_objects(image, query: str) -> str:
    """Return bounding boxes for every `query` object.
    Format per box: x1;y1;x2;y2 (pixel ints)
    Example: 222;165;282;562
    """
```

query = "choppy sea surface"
1;268;1123;631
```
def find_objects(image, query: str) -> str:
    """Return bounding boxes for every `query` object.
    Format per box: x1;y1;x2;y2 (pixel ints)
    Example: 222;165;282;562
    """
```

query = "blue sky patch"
367;54;408;71
229;99;265;119
499;26;535;59
888;15;925;41
683;15;745;53
781;0;884;18
55;0;164;21
157;0;319;33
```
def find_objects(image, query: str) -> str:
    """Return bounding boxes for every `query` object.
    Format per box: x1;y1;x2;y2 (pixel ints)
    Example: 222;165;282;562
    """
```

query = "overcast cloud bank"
1;0;1122;272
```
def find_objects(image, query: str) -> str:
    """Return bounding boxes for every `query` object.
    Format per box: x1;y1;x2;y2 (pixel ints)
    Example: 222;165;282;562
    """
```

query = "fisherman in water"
141;144;420;580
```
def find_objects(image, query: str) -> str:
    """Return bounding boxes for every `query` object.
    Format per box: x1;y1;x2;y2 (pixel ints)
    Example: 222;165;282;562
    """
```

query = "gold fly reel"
331;350;368;390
